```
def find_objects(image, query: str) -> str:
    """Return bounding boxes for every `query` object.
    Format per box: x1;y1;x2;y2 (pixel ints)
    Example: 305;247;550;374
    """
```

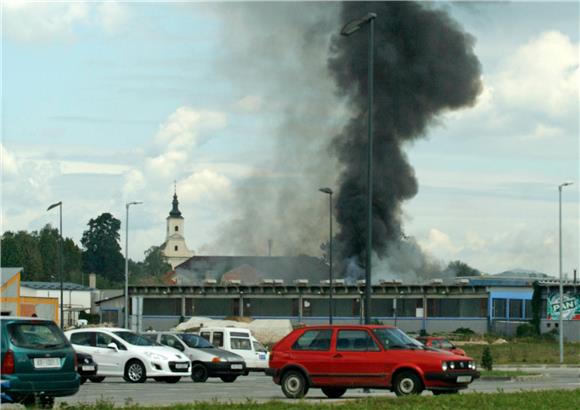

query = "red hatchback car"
267;325;479;399
417;336;466;356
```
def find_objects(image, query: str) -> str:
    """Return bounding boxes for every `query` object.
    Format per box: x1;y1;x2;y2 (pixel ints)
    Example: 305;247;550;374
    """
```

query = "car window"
113;331;156;347
440;340;454;349
336;330;380;352
213;332;224;347
179;333;213;349
96;332;127;350
70;332;94;346
231;337;251;350
200;332;211;342
372;328;417;350
253;340;267;353
8;322;68;349
431;339;441;348
161;334;184;351
292;329;332;351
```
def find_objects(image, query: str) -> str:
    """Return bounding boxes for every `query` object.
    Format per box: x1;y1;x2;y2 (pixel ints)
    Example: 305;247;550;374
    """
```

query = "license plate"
457;376;472;383
231;364;243;370
34;358;60;369
81;365;95;371
175;363;189;369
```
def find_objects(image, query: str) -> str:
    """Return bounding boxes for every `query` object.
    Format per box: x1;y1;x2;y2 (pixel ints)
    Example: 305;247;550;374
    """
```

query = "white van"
198;327;269;371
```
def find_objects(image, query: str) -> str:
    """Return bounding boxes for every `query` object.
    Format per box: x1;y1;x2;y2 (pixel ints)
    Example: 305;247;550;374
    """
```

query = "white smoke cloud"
494;31;578;117
1;143;19;175
3;0;128;44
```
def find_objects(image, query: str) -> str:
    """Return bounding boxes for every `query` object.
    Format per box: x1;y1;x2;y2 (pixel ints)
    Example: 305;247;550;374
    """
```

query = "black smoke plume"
329;2;482;277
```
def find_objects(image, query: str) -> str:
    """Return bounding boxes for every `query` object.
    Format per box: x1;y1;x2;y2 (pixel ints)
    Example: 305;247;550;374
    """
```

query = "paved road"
57;369;580;407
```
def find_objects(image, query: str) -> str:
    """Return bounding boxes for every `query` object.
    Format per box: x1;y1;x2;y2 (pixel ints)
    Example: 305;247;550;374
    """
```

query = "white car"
65;327;190;383
198;327;269;371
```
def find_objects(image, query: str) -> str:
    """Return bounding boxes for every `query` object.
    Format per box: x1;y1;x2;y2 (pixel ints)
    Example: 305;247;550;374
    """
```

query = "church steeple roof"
169;182;183;218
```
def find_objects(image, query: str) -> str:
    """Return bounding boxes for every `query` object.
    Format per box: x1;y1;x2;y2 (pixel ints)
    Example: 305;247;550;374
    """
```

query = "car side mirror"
107;342;119;352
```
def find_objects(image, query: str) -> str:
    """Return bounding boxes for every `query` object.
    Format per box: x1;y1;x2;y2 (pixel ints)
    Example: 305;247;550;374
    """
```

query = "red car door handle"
333;353;343;358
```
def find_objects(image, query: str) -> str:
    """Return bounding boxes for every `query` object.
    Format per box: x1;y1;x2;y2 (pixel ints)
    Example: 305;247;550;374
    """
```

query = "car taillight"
74;353;78;369
2;350;15;374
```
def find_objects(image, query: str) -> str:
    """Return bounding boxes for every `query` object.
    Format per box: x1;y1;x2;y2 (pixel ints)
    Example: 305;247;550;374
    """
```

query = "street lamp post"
125;201;143;329
341;12;377;325
47;201;64;328
558;181;573;363
319;187;334;324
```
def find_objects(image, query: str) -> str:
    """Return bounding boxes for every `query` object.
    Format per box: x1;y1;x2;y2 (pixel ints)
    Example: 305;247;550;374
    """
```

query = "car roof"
66;327;128;333
297;324;395;330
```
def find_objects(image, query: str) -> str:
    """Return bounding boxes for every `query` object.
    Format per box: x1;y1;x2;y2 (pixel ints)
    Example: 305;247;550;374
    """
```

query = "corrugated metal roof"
21;281;93;291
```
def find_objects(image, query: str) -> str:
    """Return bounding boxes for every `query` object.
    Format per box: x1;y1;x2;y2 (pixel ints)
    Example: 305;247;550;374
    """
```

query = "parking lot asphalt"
56;368;580;407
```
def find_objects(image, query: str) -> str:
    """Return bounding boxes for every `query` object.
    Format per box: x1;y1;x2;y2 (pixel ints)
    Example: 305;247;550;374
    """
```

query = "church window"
174;245;178;251
175;226;179;232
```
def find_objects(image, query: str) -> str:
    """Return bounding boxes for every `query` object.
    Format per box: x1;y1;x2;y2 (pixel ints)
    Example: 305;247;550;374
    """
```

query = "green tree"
142;246;172;276
446;260;481;277
37;225;59;279
81;213;124;284
481;346;493;371
63;237;83;282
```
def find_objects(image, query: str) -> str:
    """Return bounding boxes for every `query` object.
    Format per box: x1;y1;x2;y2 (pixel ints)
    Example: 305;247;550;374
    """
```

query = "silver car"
143;332;246;383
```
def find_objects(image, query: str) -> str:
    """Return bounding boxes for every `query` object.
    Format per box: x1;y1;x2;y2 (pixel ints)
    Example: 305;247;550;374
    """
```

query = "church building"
160;189;194;269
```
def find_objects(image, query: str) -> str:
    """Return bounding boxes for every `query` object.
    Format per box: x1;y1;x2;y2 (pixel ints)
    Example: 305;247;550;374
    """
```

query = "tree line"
1;212;171;288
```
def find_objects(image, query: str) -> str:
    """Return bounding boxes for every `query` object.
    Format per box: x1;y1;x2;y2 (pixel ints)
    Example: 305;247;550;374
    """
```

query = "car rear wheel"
124;360;147;383
281;370;308;399
191;363;209;383
79;377;87;385
321;387;347;399
89;376;106;383
393;371;423;396
220;375;238;383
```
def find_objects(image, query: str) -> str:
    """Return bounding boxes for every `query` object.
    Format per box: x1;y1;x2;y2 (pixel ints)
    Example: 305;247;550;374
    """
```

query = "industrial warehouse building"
96;276;580;341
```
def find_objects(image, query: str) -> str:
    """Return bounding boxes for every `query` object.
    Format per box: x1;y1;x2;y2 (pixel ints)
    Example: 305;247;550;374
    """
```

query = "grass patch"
480;370;539;378
461;341;580;364
57;390;580;410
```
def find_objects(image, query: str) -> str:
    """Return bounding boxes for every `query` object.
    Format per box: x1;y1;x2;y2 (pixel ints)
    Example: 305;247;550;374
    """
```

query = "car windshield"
8;322;69;349
113;331;156;346
439;340;454;349
253;340;267;353
372;328;421;350
177;333;214;348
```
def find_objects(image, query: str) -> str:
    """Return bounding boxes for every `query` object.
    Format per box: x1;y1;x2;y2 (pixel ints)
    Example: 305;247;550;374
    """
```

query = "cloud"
178;170;232;204
3;0;128;44
494;31;578;117
152;106;227;153
421;228;463;256
235;95;263;112
1;143;19;175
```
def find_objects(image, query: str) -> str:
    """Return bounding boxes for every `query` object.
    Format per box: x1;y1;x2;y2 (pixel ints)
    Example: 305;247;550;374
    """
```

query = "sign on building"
547;293;580;320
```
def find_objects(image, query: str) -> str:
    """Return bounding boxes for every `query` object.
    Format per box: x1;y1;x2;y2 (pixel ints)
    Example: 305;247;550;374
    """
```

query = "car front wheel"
124;360;147;383
191;363;209;383
393;371;423;396
220;375;238;383
281;370;308;399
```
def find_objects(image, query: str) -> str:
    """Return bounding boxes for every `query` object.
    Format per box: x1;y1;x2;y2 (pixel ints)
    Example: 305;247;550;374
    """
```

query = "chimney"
574;269;577;284
89;273;97;289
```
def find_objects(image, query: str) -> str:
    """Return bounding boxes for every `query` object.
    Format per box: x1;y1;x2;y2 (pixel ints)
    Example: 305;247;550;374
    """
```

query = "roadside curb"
479;374;543;382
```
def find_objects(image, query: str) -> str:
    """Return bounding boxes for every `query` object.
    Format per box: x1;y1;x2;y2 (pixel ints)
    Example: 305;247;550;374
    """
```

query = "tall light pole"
558;181;573;363
47;201;64;328
319;187;334;324
125;201;143;329
341;12;377;325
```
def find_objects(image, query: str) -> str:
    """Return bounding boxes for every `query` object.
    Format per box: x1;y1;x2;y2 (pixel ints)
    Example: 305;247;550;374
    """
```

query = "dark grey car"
143;332;246;383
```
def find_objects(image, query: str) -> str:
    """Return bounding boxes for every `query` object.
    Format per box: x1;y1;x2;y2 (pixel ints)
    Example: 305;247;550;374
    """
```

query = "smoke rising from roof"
329;2;482;278
209;2;482;283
